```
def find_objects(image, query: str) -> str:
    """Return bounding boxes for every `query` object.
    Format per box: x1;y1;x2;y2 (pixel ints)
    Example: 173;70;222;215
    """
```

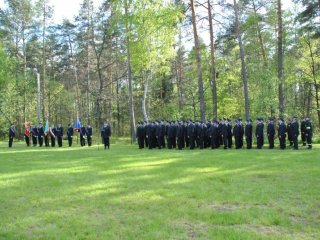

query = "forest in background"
0;0;319;141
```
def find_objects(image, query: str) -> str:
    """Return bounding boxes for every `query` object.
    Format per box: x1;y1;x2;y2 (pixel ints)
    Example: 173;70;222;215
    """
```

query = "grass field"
0;141;319;240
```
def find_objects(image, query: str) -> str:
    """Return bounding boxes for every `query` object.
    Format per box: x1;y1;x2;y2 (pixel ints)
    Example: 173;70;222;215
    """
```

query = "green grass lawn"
0;141;319;240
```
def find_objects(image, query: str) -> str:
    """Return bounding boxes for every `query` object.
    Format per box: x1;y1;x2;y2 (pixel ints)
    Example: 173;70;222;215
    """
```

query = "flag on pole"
44;119;49;135
74;117;81;132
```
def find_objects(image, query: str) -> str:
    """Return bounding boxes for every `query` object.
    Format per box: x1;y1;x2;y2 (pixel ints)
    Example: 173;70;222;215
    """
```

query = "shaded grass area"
0;142;319;239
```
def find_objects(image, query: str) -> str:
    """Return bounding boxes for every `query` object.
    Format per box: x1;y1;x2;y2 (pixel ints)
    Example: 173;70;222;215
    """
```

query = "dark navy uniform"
8;124;15;148
176;122;184;150
305;118;313;149
227;120;233;148
291;117;299;150
187;121;195;149
101;123;111;149
80;126;86;146
233;120;240;149
32;126;38;146
56;124;63;147
86;125;93;146
278;118;286;150
221;120;228;149
137;122;145;149
255;119;264;149
287;120;293;146
301;119;306;146
245;119;252;149
155;122;163;149
38;125;44;147
167;122;177;149
67;124;74;147
50;126;57;147
267;119;275;149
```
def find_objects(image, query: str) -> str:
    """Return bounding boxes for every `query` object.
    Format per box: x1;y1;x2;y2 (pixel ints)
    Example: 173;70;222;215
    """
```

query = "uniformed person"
67;123;74;147
278;117;286;150
50;124;57;147
267;118;275;149
155;121;163;149
101;122;111;149
291;116;299;150
287;119;293;146
86;124;93;147
146;121;154;149
56;123;63;147
144;121;149;148
221;118;228;149
160;120;166;148
31;125;38;146
80;125;86;146
245;119;252;149
167;121;177;149
38;123;44;147
305;117;313;149
183;121;188;148
301;118;306;146
233;119;240;149
255;118;264;149
137;122;145;149
226;119;232;148
8;123;15;148
177;121;184;150
239;119;244;148
187;121;195;149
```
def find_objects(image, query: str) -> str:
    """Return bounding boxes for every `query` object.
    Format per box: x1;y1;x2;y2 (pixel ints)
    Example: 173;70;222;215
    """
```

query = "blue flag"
44;120;49;135
74;117;81;132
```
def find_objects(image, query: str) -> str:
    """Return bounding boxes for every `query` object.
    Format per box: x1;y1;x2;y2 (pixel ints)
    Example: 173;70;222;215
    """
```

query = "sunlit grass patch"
0;142;319;239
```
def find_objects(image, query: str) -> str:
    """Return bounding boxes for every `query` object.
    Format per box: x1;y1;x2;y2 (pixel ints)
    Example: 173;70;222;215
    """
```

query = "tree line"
0;0;319;142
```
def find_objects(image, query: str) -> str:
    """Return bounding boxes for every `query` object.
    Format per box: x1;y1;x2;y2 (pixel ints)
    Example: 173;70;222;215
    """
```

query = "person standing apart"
8;123;15;148
101;122;111;149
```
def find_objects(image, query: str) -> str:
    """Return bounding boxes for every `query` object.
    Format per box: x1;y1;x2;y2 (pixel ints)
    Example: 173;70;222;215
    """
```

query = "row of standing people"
136;117;313;150
9;122;111;149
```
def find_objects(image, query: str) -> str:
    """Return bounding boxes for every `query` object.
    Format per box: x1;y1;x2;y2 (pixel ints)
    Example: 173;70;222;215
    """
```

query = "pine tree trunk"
207;0;217;120
190;0;206;122
277;0;285;115
233;0;250;120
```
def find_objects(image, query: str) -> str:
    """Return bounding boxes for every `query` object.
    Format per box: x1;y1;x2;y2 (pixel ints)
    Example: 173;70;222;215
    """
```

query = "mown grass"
0;141;319;240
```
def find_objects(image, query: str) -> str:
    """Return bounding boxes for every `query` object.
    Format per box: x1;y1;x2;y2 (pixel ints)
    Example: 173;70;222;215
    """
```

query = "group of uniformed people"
8;122;111;149
136;117;313;150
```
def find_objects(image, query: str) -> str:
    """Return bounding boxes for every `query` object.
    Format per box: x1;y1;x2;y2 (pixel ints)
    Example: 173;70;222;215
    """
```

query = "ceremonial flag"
44;119;49;135
73;117;81;132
